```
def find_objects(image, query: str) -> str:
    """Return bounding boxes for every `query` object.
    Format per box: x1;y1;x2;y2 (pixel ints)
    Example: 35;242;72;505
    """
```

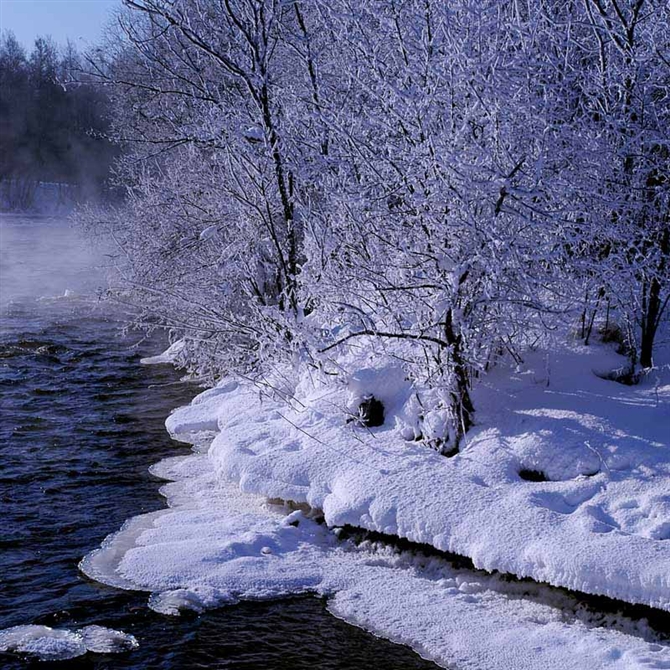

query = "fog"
0;214;109;306
0;32;118;213
0;31;118;309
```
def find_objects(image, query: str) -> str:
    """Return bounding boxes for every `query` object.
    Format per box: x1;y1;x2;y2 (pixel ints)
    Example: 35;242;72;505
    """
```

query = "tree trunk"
444;308;474;448
640;227;669;368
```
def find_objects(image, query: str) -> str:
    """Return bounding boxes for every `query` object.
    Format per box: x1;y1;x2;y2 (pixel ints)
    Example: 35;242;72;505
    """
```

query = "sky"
0;0;120;50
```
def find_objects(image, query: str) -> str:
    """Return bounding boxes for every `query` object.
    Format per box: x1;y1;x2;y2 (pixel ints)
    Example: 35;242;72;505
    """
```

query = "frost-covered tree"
81;0;669;451
574;0;670;369
82;0;333;379
298;0;579;449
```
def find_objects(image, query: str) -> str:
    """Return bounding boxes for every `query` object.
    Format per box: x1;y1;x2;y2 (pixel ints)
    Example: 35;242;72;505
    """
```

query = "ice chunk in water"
0;625;85;661
148;588;236;615
80;625;139;653
0;624;138;660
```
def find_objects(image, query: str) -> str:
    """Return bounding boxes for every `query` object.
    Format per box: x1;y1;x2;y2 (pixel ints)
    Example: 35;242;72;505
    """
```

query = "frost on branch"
78;0;669;445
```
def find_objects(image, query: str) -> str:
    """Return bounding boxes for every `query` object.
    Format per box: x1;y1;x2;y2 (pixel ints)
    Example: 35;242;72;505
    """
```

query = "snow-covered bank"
79;339;670;669
165;341;670;613
81;444;670;670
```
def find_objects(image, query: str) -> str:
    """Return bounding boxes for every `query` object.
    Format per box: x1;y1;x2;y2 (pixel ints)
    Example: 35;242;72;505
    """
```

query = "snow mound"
81;454;331;613
164;380;241;439
0;625;137;661
346;365;412;415
140;339;185;365
79;422;670;669
192;343;670;613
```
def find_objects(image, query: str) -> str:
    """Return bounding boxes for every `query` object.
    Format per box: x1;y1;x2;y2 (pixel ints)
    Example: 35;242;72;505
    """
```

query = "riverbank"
1;214;440;668
80;336;670;669
204;340;670;611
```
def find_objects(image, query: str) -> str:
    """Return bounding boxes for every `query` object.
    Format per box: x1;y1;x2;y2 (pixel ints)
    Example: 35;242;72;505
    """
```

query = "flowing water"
0;214;438;668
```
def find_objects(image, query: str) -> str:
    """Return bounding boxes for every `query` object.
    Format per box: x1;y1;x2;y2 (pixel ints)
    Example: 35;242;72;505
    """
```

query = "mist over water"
0;214;108;306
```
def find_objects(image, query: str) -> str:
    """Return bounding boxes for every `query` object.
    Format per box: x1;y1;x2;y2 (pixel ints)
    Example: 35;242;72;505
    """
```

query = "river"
0;214;438;668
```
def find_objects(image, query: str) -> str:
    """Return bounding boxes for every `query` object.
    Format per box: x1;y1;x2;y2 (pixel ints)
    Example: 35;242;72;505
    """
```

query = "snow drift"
166;342;670;613
77;339;670;669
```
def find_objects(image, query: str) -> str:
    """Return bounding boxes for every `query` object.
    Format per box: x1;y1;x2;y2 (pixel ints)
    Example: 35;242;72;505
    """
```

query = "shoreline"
79;339;670;669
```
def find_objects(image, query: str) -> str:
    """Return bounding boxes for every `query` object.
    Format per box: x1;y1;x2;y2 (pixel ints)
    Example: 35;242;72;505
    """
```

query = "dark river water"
0;215;438;669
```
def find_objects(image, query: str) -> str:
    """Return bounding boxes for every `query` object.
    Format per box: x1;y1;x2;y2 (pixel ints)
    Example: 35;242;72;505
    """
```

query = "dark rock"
357;395;385;427
594;365;646;386
439;441;459;458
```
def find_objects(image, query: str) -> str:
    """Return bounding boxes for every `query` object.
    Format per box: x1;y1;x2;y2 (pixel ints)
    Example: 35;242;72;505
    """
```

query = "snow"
198;225;218;241
189;341;670;614
82;451;330;614
0;625;138;661
77;341;670;669
140;339;186;365
79;625;139;653
79;446;670;670
242;126;264;142
163;379;240;438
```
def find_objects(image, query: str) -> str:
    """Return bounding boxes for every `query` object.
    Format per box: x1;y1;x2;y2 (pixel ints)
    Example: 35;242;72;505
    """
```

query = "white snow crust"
0;625;138;661
79;341;670;669
199;343;670;613
80;447;670;669
140;339;186;365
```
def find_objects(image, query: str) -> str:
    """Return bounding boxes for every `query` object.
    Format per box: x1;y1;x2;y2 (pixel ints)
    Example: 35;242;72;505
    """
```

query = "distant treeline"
0;32;117;209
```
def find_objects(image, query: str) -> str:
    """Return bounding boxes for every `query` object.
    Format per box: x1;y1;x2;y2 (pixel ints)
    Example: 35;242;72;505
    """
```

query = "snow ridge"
191;345;670;613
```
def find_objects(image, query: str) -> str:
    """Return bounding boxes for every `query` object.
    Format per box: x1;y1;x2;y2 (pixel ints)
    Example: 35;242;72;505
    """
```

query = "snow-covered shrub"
79;0;669;446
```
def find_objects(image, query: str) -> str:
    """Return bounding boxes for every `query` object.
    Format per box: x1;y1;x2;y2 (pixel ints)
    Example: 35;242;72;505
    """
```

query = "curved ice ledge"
81;346;670;669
